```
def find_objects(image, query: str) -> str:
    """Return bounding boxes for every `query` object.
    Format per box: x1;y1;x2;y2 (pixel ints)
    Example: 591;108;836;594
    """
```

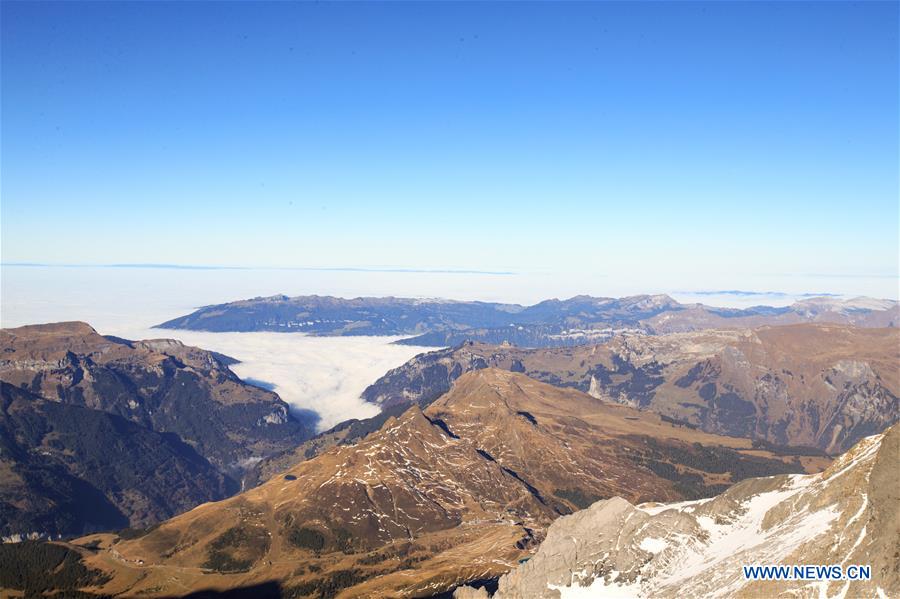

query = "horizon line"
0;262;519;276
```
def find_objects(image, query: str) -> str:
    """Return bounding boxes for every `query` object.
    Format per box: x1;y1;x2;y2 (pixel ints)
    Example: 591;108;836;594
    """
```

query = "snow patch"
639;537;668;554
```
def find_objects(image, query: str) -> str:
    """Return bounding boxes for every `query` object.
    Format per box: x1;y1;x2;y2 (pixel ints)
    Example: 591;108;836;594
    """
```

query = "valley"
0;382;236;541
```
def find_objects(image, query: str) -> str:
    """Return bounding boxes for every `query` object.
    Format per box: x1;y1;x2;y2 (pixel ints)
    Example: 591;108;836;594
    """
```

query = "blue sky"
2;1;898;284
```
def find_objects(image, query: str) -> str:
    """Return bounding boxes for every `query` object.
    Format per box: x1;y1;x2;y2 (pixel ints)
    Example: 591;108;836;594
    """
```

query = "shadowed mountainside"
0;382;237;540
0;322;316;471
0;321;320;539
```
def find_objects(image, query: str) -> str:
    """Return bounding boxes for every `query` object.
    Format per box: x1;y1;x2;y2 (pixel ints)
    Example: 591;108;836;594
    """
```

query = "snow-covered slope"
456;424;899;599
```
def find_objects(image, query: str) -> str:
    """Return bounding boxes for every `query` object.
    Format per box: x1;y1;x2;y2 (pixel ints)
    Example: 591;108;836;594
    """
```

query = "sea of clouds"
114;328;423;430
0;266;432;430
2;264;894;430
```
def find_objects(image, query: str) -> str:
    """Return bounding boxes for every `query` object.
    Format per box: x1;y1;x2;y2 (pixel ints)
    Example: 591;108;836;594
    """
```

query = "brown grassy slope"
71;370;828;598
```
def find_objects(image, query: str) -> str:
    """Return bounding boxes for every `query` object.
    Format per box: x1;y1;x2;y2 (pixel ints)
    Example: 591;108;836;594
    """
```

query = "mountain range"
155;294;899;348
8;369;830;598
0;311;896;597
362;324;900;454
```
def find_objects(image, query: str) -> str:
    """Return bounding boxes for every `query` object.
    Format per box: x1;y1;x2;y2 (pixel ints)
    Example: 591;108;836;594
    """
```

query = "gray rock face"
453;586;490;599
462;424;899;598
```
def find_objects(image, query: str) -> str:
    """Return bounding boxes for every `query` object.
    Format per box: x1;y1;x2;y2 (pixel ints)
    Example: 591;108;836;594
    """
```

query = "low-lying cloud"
0;266;435;431
116;327;431;431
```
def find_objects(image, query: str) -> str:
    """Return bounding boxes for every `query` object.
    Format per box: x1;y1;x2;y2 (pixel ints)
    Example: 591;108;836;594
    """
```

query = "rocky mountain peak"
462;424;899;599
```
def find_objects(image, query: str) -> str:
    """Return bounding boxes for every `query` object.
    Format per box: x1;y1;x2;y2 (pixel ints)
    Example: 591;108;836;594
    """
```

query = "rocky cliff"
457;423;899;598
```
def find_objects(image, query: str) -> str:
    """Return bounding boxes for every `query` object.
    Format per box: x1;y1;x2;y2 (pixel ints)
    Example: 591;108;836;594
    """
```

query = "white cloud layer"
0;266;433;430
119;327;427;431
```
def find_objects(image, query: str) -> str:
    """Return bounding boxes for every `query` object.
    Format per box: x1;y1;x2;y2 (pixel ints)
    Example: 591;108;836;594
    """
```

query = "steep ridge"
459;423;899;599
47;370;828;598
154;294;898;348
0;382;236;540
0;322;315;471
363;324;900;453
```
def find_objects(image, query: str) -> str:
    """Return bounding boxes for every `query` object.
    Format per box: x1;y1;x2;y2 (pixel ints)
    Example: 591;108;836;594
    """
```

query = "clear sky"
2;1;898;285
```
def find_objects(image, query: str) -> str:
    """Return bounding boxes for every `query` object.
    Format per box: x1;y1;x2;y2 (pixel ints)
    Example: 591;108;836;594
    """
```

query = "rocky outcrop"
458;424;899;599
361;342;498;408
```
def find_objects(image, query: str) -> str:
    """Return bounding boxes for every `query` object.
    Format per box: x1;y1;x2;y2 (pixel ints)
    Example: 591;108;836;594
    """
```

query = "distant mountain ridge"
155;293;899;348
250;323;897;492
